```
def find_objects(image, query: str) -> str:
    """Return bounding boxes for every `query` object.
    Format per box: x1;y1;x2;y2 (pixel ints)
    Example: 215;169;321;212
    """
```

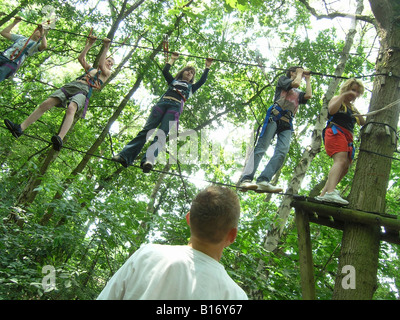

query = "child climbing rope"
112;52;213;172
4;35;113;151
0;16;48;82
315;78;366;205
238;66;313;193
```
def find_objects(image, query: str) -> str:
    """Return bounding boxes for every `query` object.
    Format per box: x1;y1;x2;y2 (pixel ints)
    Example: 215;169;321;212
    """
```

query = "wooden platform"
291;196;400;245
290;197;400;300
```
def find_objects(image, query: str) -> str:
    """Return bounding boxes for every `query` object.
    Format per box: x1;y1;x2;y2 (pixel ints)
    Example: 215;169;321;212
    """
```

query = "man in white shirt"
97;185;248;300
0;16;48;82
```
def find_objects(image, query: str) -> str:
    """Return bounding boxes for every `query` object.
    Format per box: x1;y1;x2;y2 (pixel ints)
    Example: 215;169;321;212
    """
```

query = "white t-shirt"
2;34;40;65
97;244;248;300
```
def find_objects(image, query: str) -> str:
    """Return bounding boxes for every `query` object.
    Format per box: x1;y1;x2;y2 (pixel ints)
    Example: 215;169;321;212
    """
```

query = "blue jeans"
241;119;292;183
118;99;181;166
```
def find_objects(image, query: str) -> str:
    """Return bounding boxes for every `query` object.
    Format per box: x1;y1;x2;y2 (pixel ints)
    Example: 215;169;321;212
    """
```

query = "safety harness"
259;104;294;138
322;103;359;159
159;80;192;131
0;30;41;79
60;67;103;119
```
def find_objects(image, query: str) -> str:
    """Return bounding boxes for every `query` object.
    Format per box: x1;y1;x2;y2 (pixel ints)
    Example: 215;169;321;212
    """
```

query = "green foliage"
0;0;398;301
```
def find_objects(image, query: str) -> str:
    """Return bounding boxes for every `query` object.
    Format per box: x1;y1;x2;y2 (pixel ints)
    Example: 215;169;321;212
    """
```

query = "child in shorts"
4;36;113;151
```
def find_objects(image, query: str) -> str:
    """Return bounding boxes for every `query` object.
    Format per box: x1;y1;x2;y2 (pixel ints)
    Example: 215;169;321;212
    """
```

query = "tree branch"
298;0;376;26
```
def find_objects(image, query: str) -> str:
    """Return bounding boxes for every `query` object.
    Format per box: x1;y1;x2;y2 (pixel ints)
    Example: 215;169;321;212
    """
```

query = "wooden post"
295;209;316;300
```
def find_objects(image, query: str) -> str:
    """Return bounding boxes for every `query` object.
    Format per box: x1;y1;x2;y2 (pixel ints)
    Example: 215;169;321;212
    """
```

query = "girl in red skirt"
316;79;366;205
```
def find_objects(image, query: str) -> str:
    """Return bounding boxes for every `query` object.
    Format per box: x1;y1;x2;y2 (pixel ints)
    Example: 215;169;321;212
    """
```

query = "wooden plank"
304;210;399;245
295;209;316;300
308;213;344;230
291;199;400;231
292;199;400;245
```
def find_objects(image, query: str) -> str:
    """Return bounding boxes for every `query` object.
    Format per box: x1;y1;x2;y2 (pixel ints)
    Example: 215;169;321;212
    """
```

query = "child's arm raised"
0;16;22;40
78;35;97;71
98;38;112;77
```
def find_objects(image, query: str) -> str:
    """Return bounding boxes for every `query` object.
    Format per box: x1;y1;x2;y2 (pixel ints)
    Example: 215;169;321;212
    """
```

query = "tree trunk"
333;0;400;299
16;138;66;206
0;1;28;27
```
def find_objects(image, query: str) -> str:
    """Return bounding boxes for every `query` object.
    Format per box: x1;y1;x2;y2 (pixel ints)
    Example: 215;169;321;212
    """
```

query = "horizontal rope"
17;17;389;80
1;124;399;219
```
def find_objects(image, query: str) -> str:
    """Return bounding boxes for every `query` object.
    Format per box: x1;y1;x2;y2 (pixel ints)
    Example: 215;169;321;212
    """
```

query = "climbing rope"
2;120;400;222
357;98;400;117
16;17;391;81
2;123;399;204
9;25;41;61
107;34;131;60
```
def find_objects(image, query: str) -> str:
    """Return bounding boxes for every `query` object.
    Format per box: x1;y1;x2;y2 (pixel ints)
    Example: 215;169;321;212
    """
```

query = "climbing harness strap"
323;102;358;136
259;104;294;138
0;55;17;78
0;32;41;79
163;80;192;102
174;87;187;103
9;40;36;63
173;85;192;131
79;67;102;89
75;67;103;118
166;109;180;131
323;120;355;160
9;26;40;62
159;81;192;131
153;102;181;132
60;86;91;118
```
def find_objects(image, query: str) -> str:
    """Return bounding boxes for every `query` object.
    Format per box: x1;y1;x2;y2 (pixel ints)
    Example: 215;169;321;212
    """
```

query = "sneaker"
315;191;349;205
111;154;128;168
4;119;23;138
51;135;63;151
315;189;341;200
333;190;342;196
141;161;153;173
238;180;258;192
256;181;283;193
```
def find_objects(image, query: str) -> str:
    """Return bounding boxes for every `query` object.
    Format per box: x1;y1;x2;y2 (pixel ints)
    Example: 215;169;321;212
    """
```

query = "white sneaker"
238;180;258;192
256;181;283;193
315;189;341;199
315;191;349;205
